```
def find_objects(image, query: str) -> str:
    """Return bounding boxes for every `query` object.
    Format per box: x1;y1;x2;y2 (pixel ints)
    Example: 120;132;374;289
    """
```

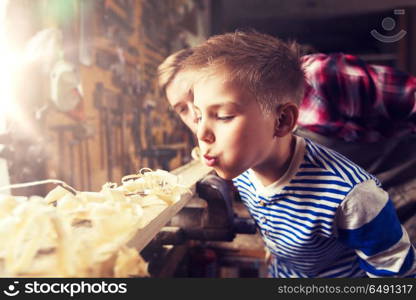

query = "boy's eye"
217;115;234;121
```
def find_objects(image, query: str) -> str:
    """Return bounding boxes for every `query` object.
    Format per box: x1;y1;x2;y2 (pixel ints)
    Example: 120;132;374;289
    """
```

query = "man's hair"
182;31;305;113
157;48;193;93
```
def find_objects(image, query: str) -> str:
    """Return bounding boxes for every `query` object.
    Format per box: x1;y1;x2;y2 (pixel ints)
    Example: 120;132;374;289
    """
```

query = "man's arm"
299;53;416;142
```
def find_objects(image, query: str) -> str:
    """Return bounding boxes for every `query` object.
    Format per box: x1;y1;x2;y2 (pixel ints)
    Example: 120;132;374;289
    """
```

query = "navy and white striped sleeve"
335;179;416;277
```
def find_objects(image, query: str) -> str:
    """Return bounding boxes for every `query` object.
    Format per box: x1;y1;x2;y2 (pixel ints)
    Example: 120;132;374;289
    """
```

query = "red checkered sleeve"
298;53;416;142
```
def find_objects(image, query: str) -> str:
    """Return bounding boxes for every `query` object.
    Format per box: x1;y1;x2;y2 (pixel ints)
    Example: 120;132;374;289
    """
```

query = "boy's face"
193;74;278;180
166;74;198;133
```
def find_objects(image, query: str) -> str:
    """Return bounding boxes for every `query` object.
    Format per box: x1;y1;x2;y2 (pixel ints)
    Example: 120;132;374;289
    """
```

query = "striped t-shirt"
232;135;416;277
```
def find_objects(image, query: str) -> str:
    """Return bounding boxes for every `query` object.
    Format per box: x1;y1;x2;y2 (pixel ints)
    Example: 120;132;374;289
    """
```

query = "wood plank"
127;160;212;252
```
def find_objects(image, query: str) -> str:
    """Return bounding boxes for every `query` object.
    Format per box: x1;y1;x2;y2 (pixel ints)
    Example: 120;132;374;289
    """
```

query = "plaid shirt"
299;53;416;142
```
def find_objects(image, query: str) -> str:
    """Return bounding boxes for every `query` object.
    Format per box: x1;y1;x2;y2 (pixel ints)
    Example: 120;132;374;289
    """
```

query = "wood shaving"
0;169;190;277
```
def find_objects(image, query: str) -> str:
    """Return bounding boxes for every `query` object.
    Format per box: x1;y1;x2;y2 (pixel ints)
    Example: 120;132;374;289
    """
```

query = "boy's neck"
251;134;296;186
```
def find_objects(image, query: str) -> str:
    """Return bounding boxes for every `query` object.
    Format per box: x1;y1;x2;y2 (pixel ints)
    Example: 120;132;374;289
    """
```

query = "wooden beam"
127;160;212;252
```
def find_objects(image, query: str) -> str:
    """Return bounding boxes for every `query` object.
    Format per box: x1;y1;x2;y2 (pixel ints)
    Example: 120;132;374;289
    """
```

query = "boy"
178;31;416;277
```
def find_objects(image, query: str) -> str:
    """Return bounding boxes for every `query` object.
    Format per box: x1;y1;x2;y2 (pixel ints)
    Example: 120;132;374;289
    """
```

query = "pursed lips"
203;154;217;166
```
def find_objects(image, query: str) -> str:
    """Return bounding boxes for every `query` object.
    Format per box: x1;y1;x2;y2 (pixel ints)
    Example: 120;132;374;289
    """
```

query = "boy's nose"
197;120;215;144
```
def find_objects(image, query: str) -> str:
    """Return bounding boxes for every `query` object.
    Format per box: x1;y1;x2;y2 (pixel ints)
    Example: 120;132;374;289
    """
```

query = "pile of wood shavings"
0;169;190;277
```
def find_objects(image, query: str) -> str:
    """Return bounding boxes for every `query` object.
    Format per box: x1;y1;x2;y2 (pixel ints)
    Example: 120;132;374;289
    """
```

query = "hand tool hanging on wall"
140;0;171;51
142;98;157;169
50;123;93;190
138;100;180;171
119;94;131;175
50;124;77;186
111;62;142;94
94;83;113;181
110;115;122;168
96;48;142;99
72;123;94;191
103;6;136;56
83;135;92;190
95;49;118;71
69;138;76;187
130;107;143;169
105;131;113;180
113;0;135;23
93;83;105;169
104;6;134;35
93;83;124;181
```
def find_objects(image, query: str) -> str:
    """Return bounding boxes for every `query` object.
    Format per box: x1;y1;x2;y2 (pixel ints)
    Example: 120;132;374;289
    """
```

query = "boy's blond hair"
182;31;305;113
157;48;193;93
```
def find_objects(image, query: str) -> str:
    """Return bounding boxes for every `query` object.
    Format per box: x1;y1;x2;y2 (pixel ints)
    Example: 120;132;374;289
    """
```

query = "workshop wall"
3;0;210;196
47;0;211;192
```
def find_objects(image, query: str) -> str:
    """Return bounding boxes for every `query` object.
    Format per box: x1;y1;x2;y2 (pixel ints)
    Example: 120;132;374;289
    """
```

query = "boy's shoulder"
232;135;380;196
300;136;380;187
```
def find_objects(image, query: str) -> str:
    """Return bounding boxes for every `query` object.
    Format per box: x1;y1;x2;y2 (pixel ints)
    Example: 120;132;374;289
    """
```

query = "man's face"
193;74;277;180
165;74;197;133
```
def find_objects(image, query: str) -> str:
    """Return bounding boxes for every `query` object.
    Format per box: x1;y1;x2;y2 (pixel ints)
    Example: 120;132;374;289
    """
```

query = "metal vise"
140;174;257;274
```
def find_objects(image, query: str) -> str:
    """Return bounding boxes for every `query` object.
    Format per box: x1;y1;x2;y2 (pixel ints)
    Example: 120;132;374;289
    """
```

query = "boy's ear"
274;103;299;137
